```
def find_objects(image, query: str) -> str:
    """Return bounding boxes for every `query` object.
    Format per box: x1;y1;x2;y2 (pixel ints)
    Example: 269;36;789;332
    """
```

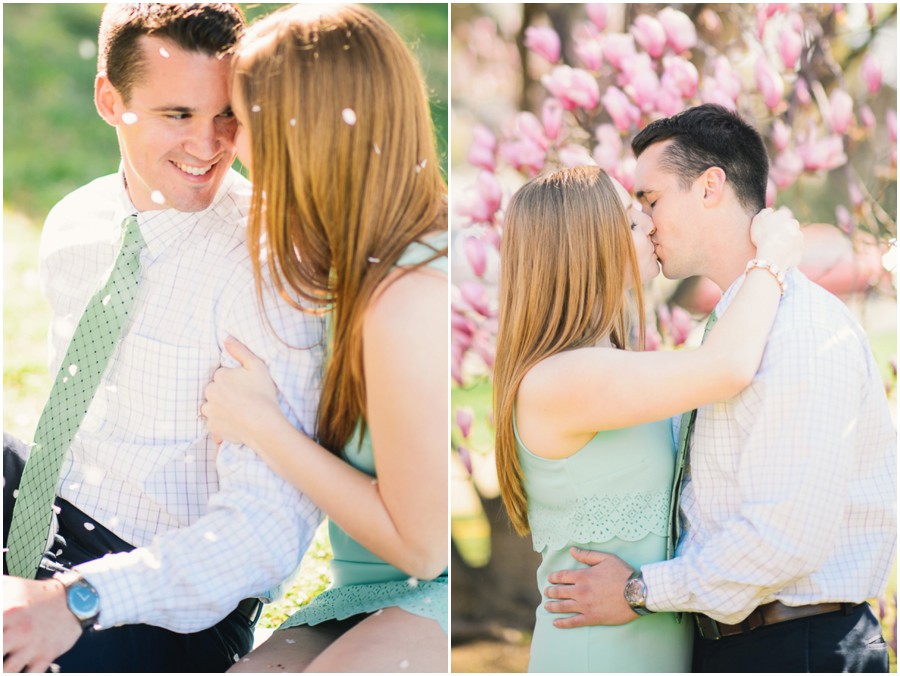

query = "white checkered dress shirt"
643;269;897;625
36;169;324;632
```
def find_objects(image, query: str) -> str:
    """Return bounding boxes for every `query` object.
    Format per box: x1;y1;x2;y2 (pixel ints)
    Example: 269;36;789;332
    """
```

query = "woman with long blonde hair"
493;166;800;671
201;4;447;672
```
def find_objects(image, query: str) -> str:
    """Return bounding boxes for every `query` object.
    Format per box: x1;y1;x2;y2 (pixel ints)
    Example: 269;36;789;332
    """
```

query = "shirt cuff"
73;549;160;629
641;558;690;614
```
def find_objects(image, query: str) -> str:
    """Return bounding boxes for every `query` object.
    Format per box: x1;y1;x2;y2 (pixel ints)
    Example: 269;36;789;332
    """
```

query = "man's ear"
95;72;122;127
699;166;727;207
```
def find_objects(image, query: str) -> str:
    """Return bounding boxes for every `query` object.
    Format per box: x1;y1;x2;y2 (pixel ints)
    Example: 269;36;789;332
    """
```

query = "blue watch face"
68;581;100;620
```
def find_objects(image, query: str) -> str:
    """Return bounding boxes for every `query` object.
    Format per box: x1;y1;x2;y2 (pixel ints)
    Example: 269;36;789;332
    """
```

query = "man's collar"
115;168;243;258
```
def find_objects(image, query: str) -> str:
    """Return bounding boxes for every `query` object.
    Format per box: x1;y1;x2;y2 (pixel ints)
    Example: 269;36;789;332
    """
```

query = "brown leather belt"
695;601;862;640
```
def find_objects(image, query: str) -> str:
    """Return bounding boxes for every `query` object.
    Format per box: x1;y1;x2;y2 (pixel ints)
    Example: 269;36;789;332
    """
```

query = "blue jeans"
692;602;889;672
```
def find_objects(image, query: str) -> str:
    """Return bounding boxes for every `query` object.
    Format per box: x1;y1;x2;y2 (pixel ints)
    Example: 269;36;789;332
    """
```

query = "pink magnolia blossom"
586;3;607;31
658;7;697;54
515;111;548;149
772;118;791;152
541;65;600;111
616;51;653;88
777;25;803;70
644;321;662;351
828;89;854;135
467;125;496;172
500;139;546;175
662;55;699;98
456;407;474;439
698;8;723;35
795;78;812;106
626;67;660;113
714;56;742;101
610;155;636;194
456;445;473;475
481;225;501;251
464;236;487;278
848;181;864;208
602;85;640;132
603;33;637;70
835;205;853;236
887;109;897;143
471;328;496;369
459;281;492;318
770;149;804;188
797;133;847;171
859;105;876;132
656;79;684;117
451;345;463;385
657;304;692;346
593;124;622;170
542;98;564;141
755;55;785;110
861;54;882;95
525;25;561;63
766;177;777;207
558;143;595;168
575;37;604;71
631;14;667;59
460;170;502;224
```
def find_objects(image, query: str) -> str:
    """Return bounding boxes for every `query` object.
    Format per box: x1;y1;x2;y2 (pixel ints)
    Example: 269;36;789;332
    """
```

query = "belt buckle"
694;613;722;640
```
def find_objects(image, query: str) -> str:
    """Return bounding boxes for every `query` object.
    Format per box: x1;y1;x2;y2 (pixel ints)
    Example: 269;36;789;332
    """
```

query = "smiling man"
3;4;323;672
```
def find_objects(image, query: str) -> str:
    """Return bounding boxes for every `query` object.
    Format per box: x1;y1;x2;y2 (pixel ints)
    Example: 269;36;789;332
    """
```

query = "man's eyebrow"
150;106;195;114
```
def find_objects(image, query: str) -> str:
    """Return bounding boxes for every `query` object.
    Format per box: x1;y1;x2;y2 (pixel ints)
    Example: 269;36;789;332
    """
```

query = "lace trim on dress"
278;576;448;634
528;489;671;552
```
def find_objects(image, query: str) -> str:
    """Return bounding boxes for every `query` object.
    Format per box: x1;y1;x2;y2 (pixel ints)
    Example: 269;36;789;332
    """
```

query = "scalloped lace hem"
277;576;448;634
529;489;671;552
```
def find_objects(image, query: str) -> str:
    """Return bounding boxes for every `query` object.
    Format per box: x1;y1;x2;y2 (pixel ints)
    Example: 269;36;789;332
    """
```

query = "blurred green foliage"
3;2;449;220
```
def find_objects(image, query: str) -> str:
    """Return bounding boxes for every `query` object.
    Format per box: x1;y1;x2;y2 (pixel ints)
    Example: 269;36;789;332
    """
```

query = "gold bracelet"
745;258;786;296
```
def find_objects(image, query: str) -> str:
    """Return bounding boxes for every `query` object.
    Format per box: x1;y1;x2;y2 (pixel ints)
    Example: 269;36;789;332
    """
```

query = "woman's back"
516;413;692;672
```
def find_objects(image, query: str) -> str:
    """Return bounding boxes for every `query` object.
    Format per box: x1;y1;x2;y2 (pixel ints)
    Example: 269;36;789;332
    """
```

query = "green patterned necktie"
666;309;719;560
6;215;145;579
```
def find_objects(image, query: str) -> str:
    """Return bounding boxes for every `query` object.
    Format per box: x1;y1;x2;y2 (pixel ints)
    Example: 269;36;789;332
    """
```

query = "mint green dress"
279;232;448;634
517;414;693;672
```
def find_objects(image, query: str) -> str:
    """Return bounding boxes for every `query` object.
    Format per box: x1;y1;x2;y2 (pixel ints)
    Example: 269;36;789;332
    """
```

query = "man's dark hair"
98;3;245;101
631;104;769;214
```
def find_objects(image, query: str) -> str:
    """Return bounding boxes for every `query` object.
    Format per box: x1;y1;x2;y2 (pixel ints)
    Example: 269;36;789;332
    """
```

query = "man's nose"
184;118;229;160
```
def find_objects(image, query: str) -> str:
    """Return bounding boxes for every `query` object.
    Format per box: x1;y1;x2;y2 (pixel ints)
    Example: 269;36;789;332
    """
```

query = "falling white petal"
399;660;410;669
342;108;357;126
374;143;381;155
368;257;380;264
289;118;297;127
204;531;219;542
251;104;261;113
12;489;18;499
84;522;96;531
121;112;139;125
406;576;419;588
102;294;112;306
151;190;165;205
159;47;170;58
285;639;296;644
68;364;78;376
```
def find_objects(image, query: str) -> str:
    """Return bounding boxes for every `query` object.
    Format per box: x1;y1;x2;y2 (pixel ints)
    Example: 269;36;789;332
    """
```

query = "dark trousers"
4;435;255;672
692;602;890;673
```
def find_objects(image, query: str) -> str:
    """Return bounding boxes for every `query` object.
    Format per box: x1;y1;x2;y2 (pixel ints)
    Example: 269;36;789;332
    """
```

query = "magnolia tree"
450;1;897;638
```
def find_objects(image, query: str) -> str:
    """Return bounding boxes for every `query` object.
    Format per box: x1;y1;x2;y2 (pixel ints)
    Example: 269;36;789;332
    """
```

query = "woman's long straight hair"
493;166;645;535
233;4;447;454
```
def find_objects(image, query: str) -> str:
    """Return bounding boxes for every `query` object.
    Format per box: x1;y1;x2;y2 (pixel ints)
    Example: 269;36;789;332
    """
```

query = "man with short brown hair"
3;5;323;671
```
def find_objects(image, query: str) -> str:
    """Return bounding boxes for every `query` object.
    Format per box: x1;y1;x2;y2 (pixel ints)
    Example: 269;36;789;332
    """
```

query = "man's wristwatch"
54;571;101;630
623;570;655;616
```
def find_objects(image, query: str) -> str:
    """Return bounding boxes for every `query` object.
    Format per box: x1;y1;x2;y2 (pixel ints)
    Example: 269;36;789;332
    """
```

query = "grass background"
3;2;448;634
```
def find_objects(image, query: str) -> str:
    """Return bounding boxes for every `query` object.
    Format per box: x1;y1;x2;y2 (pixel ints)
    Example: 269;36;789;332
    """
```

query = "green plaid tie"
667;309;719;560
6;215;145;579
